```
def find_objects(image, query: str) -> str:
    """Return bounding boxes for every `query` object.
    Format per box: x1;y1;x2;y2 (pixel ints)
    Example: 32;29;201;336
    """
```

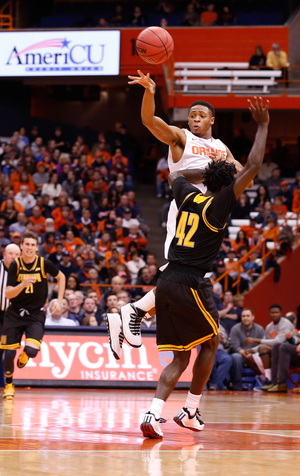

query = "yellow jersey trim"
158;333;214;352
40;256;46;279
191;288;219;335
202;198;226;233
20;255;38;272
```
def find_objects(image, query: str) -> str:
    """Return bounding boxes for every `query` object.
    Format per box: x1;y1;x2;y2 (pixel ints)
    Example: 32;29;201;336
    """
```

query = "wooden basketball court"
1;388;300;475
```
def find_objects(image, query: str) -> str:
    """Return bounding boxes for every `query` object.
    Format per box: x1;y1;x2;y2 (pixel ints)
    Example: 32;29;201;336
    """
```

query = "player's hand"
51;301;62;314
128;70;156;93
209;152;225;162
248;97;270;125
22;276;37;288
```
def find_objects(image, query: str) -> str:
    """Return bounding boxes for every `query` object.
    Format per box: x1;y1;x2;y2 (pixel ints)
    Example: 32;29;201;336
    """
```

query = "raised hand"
128;70;156;94
248;97;270;125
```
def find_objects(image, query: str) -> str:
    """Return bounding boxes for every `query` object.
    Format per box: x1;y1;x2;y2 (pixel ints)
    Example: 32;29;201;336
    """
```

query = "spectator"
82;315;99;327
48;242;64;265
67;292;85;324
292;172;300;213
218;5;233;26
14;185;36;211
28;205;46;236
156;154;169;198
82;297;99;325
252;184;270;212
277;180;293;211
266;43;288;70
232;229;249;253
264;167;282;199
57;251;78;278
257;154;278;183
45;298;77;327
129;5;147;26
135;266;157;297
200;3;218;26
262;217;280;243
9;212;27;236
181;3;199;26
230;308;265;391
126;250;146;285
32;162;49;193
217;290;241;334
122;208;140;231
256;200;277;227
66;273;81;292
249;45;266;69
231;193;251;219
244;304;295;390
123;225;148;253
1;199;20;227
273;195;288;218
41;172;62;202
39;232;56;258
109;4;127;26
209;324;232;390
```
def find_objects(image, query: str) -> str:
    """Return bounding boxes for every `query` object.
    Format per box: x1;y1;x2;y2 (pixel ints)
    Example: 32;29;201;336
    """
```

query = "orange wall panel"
120;26;289;74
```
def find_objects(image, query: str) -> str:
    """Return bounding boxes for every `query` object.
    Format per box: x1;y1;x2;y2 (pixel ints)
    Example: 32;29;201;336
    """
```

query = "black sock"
6;377;13;384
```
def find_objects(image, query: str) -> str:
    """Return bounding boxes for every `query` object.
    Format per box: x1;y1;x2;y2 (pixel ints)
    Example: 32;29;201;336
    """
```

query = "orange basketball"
136;27;174;65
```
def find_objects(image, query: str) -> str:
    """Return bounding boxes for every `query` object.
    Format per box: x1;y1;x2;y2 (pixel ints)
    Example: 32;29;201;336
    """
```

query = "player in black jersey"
0;231;65;399
140;97;270;439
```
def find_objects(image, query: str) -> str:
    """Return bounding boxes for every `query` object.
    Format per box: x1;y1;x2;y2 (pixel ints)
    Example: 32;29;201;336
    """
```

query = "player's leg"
119;200;178;348
140;350;191;439
1;309;23;399
174;335;218;432
17;319;44;369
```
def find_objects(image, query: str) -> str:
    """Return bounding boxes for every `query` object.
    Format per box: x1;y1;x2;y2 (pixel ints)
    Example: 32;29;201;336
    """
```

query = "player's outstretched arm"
234;97;269;199
128;70;184;146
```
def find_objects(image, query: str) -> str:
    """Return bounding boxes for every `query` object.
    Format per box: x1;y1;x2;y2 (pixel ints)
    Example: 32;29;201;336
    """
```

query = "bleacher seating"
173;62;282;95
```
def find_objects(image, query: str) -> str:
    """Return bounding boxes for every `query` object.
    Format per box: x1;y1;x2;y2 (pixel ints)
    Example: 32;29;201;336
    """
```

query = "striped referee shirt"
0;259;9;312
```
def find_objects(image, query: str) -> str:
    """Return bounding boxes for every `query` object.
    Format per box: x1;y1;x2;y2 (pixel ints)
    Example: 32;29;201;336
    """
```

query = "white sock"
134;289;155;313
149;397;165;419
265;369;272;381
185;391;202;414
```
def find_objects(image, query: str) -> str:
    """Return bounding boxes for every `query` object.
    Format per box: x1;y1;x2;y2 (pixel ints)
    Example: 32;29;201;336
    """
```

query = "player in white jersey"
107;70;243;357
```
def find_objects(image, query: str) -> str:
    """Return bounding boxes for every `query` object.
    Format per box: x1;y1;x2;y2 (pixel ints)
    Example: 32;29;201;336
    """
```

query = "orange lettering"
192;145;199;154
199;147;206;155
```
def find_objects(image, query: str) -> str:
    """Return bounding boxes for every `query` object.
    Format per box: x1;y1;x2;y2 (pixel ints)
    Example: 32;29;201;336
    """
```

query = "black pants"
271;342;300;384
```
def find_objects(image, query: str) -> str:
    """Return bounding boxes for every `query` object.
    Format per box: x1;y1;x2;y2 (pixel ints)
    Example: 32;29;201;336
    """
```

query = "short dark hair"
188;100;215;117
269;303;282;311
21;230;38;244
203;160;236;192
241;307;254;316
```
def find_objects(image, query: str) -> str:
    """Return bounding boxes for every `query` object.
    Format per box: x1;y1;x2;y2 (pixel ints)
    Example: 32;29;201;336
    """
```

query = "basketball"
136;27;174;65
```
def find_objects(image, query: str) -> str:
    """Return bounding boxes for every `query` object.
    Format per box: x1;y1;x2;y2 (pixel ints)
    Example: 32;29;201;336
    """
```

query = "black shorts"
0;310;5;336
0;307;45;350
156;265;219;352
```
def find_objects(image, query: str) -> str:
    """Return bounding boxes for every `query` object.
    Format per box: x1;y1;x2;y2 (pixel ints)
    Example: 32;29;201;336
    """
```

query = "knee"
24;346;39;359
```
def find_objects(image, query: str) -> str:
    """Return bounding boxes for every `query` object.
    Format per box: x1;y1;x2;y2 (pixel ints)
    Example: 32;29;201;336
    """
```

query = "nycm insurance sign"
0;30;120;77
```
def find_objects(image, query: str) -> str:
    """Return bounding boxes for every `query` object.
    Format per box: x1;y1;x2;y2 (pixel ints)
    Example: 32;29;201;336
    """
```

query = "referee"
0;244;21;387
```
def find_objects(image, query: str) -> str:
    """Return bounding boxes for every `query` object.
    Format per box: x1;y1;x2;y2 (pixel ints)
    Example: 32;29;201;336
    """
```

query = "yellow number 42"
175;211;199;248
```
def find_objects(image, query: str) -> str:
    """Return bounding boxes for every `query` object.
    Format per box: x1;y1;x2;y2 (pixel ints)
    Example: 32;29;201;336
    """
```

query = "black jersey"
7;256;59;311
169;177;237;272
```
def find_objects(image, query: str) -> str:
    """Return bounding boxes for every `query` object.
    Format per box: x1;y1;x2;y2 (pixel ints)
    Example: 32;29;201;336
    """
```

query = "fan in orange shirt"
28;205;46;235
273;195;288;218
263;217;280;242
64;230;85;256
200;3;218;25
96;231;111;254
13;170;35;195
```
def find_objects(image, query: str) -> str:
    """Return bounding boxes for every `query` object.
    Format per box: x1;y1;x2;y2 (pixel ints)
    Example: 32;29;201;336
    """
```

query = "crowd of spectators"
35;0;290;30
0;122;159;328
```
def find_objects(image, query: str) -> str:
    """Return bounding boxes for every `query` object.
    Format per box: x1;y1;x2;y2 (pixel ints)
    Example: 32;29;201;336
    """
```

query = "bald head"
3;243;21;268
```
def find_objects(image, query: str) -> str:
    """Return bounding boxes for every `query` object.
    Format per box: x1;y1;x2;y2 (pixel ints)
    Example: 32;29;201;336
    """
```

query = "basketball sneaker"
17;350;29;369
173;407;205;432
140;412;166;439
3;383;15;400
120;303;145;347
107;312;124;360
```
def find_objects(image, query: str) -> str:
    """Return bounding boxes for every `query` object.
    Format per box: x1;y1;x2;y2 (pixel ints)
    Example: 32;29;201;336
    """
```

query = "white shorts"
164;182;206;259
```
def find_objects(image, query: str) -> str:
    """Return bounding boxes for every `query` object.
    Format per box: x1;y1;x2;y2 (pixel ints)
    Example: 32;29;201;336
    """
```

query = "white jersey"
164;128;228;259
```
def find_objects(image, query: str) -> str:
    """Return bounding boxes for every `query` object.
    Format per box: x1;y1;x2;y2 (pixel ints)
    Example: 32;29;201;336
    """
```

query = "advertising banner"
14;332;195;388
0;30;120;77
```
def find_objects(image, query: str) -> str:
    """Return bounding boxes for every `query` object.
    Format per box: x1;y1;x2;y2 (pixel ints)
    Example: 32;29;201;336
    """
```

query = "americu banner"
14;332;196;388
0;30;120;77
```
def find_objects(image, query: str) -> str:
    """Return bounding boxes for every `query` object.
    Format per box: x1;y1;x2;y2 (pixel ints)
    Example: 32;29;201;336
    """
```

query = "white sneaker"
120;303;143;347
173;407;204;432
140;412;165;439
107;313;124;360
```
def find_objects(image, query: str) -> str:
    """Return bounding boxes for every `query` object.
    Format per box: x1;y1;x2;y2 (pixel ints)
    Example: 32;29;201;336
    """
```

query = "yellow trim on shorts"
0;343;21;350
190;288;219;335
25;338;42;349
158;333;214;352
